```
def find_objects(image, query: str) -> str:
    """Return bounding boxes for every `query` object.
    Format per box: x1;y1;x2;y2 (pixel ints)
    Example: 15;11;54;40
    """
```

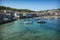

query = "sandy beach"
35;16;60;19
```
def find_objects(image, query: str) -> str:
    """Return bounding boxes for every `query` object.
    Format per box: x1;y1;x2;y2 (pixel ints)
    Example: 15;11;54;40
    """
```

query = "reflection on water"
0;17;60;40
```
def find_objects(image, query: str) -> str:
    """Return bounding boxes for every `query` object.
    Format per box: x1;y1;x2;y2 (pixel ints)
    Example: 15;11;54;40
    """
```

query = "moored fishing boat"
37;20;46;24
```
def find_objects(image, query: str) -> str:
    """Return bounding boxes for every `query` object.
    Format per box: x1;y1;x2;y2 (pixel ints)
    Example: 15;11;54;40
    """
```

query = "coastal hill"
0;6;60;16
0;6;35;12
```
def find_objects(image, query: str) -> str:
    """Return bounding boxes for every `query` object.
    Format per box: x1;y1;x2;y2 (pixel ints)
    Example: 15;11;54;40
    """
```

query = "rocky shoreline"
0;19;17;25
1;16;60;25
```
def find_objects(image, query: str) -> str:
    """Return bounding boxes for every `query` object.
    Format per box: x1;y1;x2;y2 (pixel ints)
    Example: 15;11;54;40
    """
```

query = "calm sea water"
0;17;60;40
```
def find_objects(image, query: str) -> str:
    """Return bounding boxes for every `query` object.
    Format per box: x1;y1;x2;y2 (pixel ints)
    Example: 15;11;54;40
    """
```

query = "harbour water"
0;17;60;40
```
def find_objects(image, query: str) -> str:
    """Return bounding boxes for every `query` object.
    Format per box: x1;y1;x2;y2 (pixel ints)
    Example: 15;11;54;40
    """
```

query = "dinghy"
24;21;33;24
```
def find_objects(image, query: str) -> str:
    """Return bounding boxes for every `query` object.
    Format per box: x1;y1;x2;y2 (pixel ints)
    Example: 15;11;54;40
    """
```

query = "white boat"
24;21;33;24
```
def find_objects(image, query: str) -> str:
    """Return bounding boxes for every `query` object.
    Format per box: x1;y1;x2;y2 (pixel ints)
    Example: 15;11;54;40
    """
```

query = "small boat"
24;21;33;24
35;18;41;21
37;20;46;24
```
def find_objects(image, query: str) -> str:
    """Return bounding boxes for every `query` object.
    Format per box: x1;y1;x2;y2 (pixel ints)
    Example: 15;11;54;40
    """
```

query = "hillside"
0;6;60;13
0;6;35;12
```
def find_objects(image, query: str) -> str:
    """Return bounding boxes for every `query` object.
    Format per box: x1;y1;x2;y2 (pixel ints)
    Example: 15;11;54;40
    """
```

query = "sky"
0;0;60;11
